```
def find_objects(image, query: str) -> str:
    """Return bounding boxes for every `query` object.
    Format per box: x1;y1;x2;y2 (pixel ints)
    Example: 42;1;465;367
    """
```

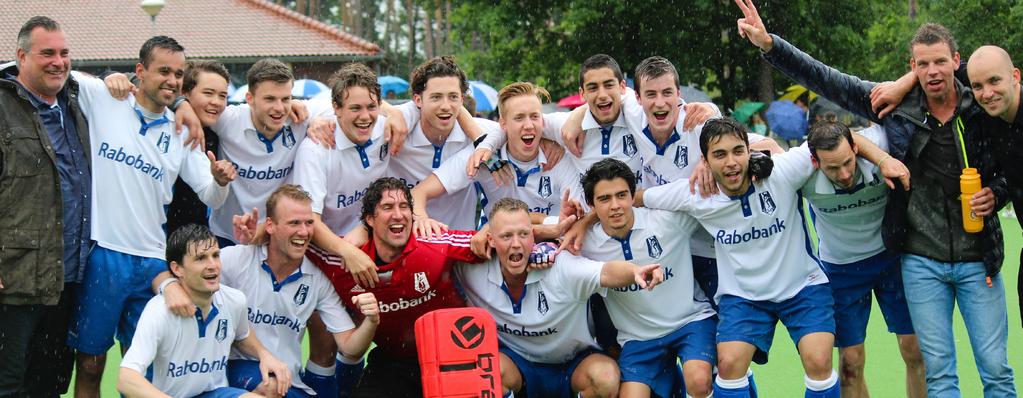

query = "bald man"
967;45;1023;328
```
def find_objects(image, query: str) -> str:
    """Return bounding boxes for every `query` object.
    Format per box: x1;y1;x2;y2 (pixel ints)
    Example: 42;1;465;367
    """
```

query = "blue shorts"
193;386;250;398
619;317;717;398
716;284;835;365
823;251;914;347
67;245;167;355
691;256;718;308
499;347;601;398
228;359;310;398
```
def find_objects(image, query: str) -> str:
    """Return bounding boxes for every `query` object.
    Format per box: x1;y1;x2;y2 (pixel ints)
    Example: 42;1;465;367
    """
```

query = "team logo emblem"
414;271;430;293
623;134;638;157
537;290;549;315
537;176;552;198
450;316;486;349
282;127;297;149
759;191;777;214
293;284;309;305
379;143;389;161
674;146;689;169
646;236;663;258
156;132;171;154
215;319;228;342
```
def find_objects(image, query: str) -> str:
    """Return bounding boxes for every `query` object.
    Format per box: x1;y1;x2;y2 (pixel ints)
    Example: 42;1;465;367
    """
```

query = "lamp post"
140;0;166;37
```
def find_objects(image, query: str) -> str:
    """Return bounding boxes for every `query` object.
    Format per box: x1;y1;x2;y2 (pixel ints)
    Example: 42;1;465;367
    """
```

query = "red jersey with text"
306;230;481;359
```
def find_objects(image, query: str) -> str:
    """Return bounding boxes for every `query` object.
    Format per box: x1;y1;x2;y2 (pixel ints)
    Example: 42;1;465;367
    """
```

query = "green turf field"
62;218;1023;397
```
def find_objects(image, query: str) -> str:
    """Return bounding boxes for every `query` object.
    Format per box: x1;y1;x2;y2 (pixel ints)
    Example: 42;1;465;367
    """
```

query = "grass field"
62;218;1023;397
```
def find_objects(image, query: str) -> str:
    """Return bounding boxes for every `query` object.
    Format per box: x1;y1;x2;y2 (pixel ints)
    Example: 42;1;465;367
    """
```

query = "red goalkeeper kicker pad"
415;307;502;397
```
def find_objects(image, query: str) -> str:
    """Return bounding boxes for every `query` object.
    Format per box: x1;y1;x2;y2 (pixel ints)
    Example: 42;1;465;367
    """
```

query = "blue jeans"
901;254;1015;398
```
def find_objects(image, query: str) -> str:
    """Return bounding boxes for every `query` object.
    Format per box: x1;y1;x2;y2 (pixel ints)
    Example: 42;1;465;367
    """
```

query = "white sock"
336;352;363;365
502;390;514;398
305;359;335;376
687;393;713;398
746;368;754;378
715;374;749;389
804;369;838;391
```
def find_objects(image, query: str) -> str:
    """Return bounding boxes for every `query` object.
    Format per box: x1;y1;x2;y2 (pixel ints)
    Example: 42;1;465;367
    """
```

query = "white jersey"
120;286;249;398
581;208;715;343
433;143;580;223
74;72;228;259
209;105;310;241
455;253;604;364
219;244;355;394
292;116;390;234
389;102;493;230
800;125;889;264
643;150;827;302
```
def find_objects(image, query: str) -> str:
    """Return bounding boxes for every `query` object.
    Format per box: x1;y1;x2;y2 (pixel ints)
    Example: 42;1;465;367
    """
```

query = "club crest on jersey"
379;144;389;161
215;319;228;342
538;176;552;198
646;236;663;258
759;191;777;214
281;127;297;149
537;289;549;315
293;284;309;305
674;146;689;169
414;272;430;294
623;134;638;157
156;132;171;154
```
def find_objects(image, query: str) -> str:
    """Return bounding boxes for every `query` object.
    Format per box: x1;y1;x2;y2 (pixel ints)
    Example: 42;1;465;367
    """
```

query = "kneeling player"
118;225;290;398
456;198;665;398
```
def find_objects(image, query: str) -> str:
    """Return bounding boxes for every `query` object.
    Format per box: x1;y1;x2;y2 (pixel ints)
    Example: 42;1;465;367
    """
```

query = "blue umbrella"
468;80;499;112
378;75;409;98
292;79;328;99
765;100;808;140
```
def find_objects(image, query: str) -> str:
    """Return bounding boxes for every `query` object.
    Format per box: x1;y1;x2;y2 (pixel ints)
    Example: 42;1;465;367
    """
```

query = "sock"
502;390;515;398
713;374;750;398
302;359;337;398
804;370;839;398
336;354;365;398
746;368;758;398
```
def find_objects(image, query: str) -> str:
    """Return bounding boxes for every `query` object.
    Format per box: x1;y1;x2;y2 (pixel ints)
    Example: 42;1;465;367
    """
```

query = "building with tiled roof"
1;0;381;83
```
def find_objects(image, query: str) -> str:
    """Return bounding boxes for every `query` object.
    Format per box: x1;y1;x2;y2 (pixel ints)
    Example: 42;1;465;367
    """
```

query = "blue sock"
804;370;839;398
302;360;337;398
714;374;751;398
337;357;365;398
747;368;759;398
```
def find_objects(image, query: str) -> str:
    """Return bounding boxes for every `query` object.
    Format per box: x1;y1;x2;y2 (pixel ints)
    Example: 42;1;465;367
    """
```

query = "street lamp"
140;0;166;36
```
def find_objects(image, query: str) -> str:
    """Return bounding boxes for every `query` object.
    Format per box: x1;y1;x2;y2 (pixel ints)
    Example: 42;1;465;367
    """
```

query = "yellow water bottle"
960;168;984;233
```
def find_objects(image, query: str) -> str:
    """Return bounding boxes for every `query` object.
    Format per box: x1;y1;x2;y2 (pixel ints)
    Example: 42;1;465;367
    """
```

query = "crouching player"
456;198;665;398
118;225;290;398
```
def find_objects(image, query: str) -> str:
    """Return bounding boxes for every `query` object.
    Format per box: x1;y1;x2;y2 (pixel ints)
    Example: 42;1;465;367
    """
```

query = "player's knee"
685;371;713;397
839;347;865;372
897;336;924;368
802;350;833;376
252;377;283;398
499;354;523;393
586;360;620;397
716;351;747;378
307;314;337;367
76;354;105;380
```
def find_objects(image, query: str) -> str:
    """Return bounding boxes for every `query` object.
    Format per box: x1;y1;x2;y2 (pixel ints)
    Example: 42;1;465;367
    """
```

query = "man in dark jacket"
734;1;1016;397
0;16;91;398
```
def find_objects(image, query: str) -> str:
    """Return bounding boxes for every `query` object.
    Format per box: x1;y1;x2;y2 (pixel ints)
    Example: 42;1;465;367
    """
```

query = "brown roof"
1;0;380;65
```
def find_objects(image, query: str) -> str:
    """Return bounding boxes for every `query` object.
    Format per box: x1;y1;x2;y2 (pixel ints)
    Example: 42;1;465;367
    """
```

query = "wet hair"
497;81;551;116
806;121;854;160
139;36;185;68
582;158;636;206
360;177;414;232
699;118;750;157
409;56;468;97
489;197;530;221
910;23;958;56
579;54;624;88
265;184;313;220
182;60;230;94
329;62;380;107
17;16;60;53
634;56;679;94
166;224;216;275
246;58;293;93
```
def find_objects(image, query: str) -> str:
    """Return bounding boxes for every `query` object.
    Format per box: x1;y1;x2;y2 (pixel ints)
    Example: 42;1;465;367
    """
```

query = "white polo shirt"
220;244;355;394
433;143;581;223
643;150;827;302
581;208;715;343
121;286;249;398
799;125;889;264
389;102;495;230
74;72;228;259
292;115;390;234
455;253;604;364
